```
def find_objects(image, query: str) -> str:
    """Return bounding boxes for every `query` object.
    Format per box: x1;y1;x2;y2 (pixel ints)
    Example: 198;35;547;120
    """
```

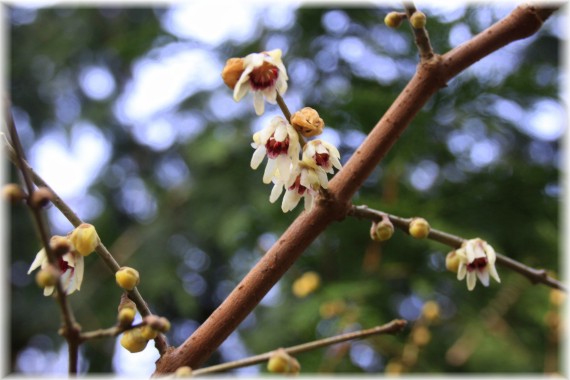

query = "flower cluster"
222;50;342;212
28;223;99;296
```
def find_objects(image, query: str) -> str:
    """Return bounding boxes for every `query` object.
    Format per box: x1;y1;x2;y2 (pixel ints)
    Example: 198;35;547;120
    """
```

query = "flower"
303;140;342;174
272;161;329;213
251;116;300;184
233;49;288;115
455;238;501;291
69;223;99;256
27;236;84;296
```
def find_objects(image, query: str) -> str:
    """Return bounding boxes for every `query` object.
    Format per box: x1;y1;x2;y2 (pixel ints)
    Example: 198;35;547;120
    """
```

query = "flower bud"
70;223;99;256
174;366;193;377
384;11;406;28
267;349;300;374
410;11;427;29
409;217;430;239
29;187;53;209
292;271;320;298
118;307;136;327
50;235;71;257
144;315;171;333
421;301;440;322
221;57;245;89
2;183;26;203
290;107;324;137
445;250;461;273
120;328;148;353
115;267;140;291
35;265;59;288
140;325;159;340
370;219;394;241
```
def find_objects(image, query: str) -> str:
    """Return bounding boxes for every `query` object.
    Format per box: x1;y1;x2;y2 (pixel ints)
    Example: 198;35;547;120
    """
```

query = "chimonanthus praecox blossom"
28;236;84;296
303;140;342;174
233;49;288;115
455;238;501;291
251;116;300;184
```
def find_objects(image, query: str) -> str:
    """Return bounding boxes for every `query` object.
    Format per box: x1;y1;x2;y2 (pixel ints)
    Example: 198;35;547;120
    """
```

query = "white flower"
233;49;288;115
28;239;84;296
251;116;300;184
303;140;342;174
455;238;501;291
275;161;329;213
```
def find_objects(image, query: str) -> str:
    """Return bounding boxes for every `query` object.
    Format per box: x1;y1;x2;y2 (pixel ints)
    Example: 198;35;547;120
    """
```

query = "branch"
402;2;435;60
1;133;169;356
348;205;565;291
154;3;560;373
192;319;407;376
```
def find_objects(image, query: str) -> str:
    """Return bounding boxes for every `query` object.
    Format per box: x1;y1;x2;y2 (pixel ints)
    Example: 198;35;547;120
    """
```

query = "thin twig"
275;92;292;122
1;132;170;355
4;102;81;374
348;204;566;291
402;1;435;60
192;319;407;376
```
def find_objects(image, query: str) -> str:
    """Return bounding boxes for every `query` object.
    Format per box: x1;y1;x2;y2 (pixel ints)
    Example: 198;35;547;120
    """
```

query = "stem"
193;319;407;375
348;205;566;291
402;2;435;60
1;132;170;356
275;92;292;122
154;4;559;373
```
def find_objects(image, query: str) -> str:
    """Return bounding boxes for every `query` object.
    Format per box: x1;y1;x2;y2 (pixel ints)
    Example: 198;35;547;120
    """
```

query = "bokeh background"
5;2;565;376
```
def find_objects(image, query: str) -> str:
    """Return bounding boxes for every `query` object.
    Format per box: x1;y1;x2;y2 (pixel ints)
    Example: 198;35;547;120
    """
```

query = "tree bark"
154;3;558;374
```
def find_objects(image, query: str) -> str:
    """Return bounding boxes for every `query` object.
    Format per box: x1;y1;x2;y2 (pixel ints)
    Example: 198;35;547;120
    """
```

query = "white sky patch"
79;65;116;101
29;122;111;200
131;117;177;151
409;160;439;191
524;99;566;141
114;46;221;125
162;2;260;45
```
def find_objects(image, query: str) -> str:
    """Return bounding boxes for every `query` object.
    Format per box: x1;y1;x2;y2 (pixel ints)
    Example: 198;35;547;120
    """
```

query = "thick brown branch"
154;3;559;373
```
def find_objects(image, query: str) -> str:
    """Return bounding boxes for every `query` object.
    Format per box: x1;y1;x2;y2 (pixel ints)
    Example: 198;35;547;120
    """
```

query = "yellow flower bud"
412;326;431;347
290;107;325;137
292;271;321;298
35;266;59;288
174;366;193;377
410;11;427;29
409;217;430;239
115;267;140;291
118;308;136;327
30;187;53;209
370;219;394;241
267;349;300;374
384;11;405;28
221;57;245;89
421;301;440;322
2;183;26;203
140;325;159;340
445;250;461;273
120;328;149;353
70;223;99;256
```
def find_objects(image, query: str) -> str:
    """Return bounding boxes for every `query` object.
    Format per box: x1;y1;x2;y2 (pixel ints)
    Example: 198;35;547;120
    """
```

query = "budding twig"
1;131;170;355
348;204;566;292
192;319;407;375
402;2;435;61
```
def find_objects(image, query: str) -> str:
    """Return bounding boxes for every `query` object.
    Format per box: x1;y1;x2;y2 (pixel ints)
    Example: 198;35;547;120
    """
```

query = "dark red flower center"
289;174;307;195
59;256;72;274
249;62;279;90
266;136;289;159
467;257;487;272
314;152;330;167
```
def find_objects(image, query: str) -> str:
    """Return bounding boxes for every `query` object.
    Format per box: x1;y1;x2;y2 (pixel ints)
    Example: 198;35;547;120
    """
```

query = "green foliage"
7;3;562;376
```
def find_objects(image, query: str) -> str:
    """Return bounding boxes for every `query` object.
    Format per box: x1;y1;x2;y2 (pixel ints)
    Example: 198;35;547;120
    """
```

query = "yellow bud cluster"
120;328;149;353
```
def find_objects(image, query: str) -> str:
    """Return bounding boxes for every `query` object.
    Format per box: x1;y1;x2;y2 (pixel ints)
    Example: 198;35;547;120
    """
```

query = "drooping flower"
232;49;288;115
274;161;329;213
455;238;501;291
27;236;84;296
251;116;300;184
302;139;342;174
